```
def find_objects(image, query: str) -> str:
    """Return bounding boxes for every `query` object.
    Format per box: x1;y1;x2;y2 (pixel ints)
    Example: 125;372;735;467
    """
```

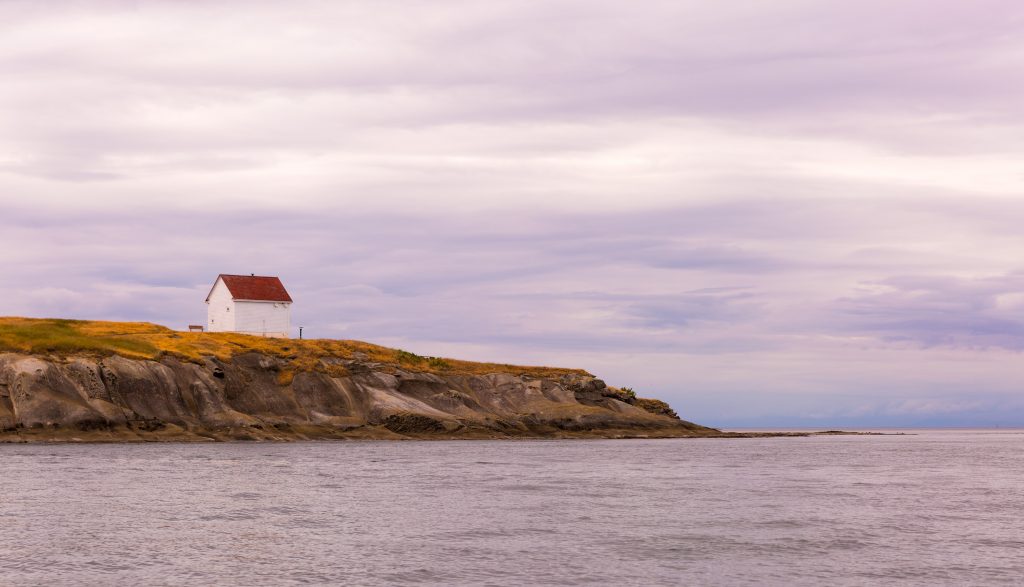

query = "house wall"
232;301;291;338
206;279;235;332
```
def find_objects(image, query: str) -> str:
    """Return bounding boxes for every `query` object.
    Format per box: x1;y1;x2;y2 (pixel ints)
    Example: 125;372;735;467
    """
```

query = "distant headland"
0;317;871;442
0;317;721;442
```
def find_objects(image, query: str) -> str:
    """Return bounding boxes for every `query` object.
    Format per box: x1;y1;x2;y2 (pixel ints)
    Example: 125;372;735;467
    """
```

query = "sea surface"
1;430;1022;586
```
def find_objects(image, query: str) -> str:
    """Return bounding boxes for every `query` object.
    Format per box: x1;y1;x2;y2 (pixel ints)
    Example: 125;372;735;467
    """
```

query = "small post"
299;326;303;340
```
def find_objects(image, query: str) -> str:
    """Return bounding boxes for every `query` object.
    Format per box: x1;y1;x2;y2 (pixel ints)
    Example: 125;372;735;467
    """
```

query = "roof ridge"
205;274;293;303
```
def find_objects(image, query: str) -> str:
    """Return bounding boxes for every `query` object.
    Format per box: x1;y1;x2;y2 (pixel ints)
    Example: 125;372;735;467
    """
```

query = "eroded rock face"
0;352;697;440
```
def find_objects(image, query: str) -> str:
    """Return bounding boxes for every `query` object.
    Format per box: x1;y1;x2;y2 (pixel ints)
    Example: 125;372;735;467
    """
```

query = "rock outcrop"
0;352;711;442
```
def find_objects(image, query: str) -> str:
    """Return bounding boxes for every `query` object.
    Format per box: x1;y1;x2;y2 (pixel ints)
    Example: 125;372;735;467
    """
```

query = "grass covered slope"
0;317;591;380
0;317;708;442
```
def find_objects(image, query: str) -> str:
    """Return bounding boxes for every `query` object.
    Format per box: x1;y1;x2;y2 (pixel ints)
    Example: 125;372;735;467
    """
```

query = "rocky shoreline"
0;351;716;443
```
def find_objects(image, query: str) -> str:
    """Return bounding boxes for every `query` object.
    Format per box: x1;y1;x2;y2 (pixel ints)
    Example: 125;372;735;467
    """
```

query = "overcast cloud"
2;0;1023;427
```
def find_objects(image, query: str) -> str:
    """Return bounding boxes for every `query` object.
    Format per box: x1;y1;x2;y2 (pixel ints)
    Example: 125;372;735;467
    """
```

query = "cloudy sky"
2;0;1023;427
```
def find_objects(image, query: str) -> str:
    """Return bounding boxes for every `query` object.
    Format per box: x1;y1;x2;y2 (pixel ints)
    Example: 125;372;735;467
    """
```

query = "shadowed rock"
0;351;710;442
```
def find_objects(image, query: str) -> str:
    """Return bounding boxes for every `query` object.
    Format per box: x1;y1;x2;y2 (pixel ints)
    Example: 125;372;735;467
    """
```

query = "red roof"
206;274;293;303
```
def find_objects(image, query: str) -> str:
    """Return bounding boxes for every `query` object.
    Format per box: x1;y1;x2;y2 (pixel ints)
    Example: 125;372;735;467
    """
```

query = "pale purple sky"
2;1;1023;427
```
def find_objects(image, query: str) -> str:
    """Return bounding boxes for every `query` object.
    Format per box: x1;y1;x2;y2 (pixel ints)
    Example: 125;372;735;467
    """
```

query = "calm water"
1;431;1022;586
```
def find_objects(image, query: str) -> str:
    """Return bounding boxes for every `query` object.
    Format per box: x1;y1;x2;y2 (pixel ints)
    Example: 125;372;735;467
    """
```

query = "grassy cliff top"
0;317;590;379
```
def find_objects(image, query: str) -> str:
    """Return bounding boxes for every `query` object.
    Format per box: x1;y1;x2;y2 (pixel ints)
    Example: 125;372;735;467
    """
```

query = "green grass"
0;318;159;358
0;317;590;379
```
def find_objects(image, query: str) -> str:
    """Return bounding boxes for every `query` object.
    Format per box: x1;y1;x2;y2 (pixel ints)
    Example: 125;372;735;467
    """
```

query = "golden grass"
0;317;590;379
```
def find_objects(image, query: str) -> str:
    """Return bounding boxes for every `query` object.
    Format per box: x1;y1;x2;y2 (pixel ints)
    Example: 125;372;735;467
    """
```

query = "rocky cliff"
0;318;714;442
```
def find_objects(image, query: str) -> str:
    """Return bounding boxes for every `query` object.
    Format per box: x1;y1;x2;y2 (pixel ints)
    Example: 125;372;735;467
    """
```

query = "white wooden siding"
232;301;291;337
206;278;235;332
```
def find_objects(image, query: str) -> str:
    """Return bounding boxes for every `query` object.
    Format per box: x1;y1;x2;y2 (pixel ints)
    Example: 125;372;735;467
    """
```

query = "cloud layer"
2;0;1023;426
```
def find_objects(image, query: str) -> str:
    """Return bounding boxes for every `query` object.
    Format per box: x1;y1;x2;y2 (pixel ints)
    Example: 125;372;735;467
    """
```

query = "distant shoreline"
0;428;888;444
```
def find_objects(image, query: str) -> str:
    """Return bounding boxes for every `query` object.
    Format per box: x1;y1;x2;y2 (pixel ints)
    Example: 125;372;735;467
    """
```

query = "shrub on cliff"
428;357;451;369
634;398;679;419
396;349;426;365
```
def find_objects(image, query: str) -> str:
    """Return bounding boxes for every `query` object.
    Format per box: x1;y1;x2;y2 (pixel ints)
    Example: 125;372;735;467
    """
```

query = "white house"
205;274;293;337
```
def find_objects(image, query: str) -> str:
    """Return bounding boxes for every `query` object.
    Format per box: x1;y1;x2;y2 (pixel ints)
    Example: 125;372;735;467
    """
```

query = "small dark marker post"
299;326;303;340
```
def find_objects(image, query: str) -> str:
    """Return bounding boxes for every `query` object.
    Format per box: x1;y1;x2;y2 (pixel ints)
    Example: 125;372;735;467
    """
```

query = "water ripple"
0;431;1022;585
